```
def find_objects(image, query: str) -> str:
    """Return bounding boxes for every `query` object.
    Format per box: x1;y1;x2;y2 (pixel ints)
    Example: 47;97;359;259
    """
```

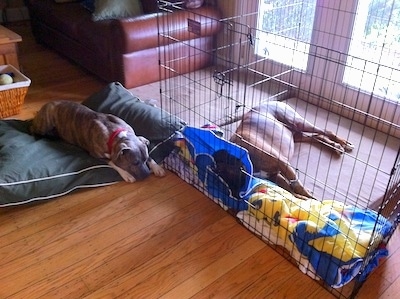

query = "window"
255;0;317;70
344;0;400;101
256;0;400;102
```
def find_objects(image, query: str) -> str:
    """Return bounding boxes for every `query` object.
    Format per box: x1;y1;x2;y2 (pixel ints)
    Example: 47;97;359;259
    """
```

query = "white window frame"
241;0;400;135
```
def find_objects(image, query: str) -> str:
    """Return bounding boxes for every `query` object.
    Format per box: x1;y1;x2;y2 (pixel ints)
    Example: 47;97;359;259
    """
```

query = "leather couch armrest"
114;5;222;53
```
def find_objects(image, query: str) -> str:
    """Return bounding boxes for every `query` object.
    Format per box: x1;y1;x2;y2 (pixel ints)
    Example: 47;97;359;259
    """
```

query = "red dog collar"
107;128;128;154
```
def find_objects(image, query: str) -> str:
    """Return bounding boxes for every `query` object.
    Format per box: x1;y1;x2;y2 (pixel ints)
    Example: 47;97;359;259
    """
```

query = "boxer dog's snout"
111;137;152;181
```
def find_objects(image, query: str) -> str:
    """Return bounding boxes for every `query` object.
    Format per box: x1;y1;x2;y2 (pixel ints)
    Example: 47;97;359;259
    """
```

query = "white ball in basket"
0;74;13;85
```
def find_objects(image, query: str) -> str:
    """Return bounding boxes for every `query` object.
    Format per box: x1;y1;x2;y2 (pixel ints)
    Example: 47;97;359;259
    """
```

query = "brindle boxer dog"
30;100;165;182
222;99;354;198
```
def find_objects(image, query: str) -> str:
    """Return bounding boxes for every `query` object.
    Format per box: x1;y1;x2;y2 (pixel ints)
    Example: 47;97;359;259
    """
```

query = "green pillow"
0;120;121;207
82;82;186;163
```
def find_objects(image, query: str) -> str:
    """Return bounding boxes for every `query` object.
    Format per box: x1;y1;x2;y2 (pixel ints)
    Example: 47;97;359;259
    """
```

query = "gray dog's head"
111;135;151;181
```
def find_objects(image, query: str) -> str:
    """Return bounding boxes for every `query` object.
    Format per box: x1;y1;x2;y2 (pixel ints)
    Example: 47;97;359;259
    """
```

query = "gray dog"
30;100;165;182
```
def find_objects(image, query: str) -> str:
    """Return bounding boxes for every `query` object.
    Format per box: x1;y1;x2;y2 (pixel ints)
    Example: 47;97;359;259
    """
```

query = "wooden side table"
0;25;22;70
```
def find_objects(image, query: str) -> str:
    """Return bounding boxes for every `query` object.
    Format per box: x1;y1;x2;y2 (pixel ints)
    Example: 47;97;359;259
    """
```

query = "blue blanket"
166;126;393;288
181;126;263;210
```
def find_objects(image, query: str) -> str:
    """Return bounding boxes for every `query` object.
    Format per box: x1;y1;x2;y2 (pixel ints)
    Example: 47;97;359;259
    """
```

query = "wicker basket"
0;65;31;118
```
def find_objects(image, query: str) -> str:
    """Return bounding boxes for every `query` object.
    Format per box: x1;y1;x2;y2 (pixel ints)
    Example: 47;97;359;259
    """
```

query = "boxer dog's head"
110;134;152;181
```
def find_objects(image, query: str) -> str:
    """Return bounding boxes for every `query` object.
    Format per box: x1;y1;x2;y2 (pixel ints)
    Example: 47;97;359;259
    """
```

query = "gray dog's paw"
148;159;166;177
108;161;137;182
121;172;137;182
153;166;166;177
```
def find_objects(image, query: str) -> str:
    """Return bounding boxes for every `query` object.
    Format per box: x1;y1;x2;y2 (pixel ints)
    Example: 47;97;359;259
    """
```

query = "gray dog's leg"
108;161;136;182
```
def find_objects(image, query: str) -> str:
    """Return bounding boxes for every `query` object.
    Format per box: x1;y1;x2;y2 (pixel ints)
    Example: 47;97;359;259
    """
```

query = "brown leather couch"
25;0;222;88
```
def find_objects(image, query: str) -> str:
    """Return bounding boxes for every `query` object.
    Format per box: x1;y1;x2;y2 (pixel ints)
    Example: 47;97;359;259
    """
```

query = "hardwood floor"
1;21;399;299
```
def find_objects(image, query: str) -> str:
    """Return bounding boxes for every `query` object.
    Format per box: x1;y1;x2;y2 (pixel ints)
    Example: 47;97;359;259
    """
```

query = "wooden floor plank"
124;233;263;298
190;246;286;298
161;241;268;299
1;177;201;297
79;194;221;293
85;216;245;298
0;175;179;266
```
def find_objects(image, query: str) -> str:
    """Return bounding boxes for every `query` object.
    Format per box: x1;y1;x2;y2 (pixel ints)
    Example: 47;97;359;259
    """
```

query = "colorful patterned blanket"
165;126;393;288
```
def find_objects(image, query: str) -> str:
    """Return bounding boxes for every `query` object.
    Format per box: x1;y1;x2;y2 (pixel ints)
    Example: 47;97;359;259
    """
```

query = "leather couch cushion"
28;0;114;57
117;6;222;53
28;1;89;39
